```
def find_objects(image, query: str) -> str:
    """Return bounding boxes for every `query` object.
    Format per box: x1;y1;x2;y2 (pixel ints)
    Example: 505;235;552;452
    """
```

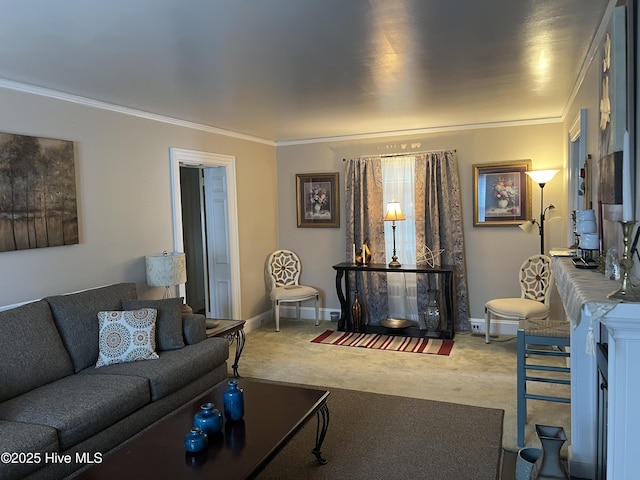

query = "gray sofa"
0;283;229;480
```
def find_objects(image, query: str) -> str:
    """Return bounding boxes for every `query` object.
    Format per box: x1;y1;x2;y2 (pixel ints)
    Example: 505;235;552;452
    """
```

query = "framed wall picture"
0;132;79;251
473;160;532;226
296;172;339;228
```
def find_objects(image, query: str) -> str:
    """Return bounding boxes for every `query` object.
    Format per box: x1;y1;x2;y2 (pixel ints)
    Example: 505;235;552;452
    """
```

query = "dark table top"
332;262;454;273
75;379;330;480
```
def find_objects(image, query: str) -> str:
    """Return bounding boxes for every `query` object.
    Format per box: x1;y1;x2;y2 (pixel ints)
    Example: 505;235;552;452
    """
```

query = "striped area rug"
310;329;454;356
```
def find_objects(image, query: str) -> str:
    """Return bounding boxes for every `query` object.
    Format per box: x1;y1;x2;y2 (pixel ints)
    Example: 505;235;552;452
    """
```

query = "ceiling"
0;0;612;144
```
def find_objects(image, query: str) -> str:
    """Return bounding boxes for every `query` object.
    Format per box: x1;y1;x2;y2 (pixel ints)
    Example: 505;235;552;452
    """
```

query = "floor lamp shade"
146;252;187;297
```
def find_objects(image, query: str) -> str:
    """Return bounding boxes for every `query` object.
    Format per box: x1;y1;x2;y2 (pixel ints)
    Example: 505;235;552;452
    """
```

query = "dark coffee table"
75;379;330;480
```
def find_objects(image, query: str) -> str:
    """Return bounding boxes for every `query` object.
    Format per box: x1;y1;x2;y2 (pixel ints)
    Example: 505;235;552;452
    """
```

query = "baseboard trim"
249;312;520;336
470;317;519;337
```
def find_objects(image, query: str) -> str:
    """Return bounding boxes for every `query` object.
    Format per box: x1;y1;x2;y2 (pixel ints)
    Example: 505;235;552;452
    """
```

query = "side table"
206;319;246;377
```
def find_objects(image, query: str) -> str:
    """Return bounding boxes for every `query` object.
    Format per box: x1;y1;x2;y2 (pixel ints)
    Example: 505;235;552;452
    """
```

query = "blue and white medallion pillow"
96;308;159;368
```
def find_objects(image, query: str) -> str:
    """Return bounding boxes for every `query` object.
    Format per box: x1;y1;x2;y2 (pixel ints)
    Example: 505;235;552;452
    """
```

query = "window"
382;156;417;320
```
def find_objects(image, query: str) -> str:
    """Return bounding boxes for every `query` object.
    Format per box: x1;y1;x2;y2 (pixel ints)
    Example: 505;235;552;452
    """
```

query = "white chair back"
519;254;553;305
267;250;302;288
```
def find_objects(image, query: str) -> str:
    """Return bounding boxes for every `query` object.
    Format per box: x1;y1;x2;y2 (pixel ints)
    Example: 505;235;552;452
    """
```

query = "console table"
332;262;456;339
551;257;640;480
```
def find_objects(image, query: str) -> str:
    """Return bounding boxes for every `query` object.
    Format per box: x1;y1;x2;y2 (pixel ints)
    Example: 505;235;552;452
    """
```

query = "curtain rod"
342;149;456;161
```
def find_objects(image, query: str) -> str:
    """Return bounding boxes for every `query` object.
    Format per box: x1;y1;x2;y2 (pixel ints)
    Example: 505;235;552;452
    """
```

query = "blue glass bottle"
184;427;208;453
223;380;244;421
193;402;223;435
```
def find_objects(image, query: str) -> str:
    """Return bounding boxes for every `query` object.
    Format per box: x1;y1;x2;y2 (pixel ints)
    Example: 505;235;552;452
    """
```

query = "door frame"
169;147;242;319
568;108;587;245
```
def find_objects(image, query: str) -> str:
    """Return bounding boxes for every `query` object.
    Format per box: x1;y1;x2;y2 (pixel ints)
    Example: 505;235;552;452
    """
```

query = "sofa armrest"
182;313;206;345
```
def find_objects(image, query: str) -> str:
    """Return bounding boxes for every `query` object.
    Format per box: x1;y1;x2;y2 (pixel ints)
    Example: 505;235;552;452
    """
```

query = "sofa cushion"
121;297;185;351
0;373;150;451
0;420;59;479
183;313;207;345
82;337;229;401
46;283;138;372
96;309;159;368
0;300;74;402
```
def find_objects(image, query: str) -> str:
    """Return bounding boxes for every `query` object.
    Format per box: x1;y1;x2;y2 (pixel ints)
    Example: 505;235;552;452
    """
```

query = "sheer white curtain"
382;156;417;321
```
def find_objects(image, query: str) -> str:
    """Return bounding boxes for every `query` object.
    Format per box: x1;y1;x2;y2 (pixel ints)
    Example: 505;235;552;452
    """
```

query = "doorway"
169;148;242;319
568;108;587;246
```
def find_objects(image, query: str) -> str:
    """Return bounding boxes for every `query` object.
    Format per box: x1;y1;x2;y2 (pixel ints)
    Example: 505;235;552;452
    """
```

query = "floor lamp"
520;169;560;255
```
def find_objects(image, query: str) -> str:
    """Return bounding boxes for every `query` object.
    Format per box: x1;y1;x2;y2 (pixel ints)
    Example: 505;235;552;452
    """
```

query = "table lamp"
383;201;406;268
145;251;187;298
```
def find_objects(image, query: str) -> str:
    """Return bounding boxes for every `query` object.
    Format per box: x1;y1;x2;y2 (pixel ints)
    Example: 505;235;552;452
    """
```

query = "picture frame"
296;172;340;228
473;160;532;227
0;132;79;251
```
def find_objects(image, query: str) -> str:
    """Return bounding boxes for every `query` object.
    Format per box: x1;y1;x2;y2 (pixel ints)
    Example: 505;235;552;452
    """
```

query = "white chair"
267;249;319;332
484;254;553;343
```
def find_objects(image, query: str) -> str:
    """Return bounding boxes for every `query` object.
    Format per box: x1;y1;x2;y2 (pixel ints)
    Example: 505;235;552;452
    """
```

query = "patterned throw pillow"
96;308;159;368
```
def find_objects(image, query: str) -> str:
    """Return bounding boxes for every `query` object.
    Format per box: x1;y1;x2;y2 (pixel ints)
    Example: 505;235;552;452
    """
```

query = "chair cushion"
270;285;318;302
485;298;549;319
121;297;185;351
95;309;159;368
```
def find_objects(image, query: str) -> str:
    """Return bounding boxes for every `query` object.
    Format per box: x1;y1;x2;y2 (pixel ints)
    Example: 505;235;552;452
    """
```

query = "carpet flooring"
255;382;504;480
233;318;571;456
310;329;454;355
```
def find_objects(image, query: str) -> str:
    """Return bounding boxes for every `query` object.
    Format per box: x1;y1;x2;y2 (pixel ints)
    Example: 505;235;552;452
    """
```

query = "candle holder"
607;221;640;302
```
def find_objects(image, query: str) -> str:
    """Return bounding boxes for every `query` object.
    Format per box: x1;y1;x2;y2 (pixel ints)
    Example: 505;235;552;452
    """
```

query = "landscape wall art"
0;132;79;252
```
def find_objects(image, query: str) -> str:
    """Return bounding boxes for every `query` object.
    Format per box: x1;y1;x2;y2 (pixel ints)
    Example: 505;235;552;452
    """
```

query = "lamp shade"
546;206;561;222
519;220;536;233
384;201;406;222
146;252;187;287
525;169;560;185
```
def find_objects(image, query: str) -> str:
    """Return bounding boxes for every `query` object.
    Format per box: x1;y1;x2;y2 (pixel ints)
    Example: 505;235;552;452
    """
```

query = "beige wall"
276;123;566;321
0;87;278;318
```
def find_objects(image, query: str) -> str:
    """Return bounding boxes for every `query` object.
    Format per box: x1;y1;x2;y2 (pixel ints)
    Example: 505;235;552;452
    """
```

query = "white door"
204;167;232;318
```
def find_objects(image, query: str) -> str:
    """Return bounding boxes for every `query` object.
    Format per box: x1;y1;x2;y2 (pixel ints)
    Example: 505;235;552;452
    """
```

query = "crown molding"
275;117;563;146
0;78;275;146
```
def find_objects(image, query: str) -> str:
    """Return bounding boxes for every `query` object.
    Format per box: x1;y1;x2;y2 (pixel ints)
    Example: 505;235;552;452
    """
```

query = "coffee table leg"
312;403;330;465
229;329;245;378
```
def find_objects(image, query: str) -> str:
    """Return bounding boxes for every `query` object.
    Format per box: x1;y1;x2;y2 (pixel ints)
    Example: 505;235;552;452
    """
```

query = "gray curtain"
415;151;470;332
345;150;470;332
345;157;387;326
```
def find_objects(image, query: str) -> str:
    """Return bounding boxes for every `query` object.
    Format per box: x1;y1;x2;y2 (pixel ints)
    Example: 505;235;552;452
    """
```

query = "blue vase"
193;402;223;435
184;427;208;453
223;380;244;421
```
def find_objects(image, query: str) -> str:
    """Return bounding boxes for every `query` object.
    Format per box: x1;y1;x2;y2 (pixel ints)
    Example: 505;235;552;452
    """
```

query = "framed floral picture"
296;172;340;228
473;160;532;226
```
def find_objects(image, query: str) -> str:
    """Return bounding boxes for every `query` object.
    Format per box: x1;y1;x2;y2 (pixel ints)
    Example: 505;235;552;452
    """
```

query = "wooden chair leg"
314;294;320;326
274;301;280;332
